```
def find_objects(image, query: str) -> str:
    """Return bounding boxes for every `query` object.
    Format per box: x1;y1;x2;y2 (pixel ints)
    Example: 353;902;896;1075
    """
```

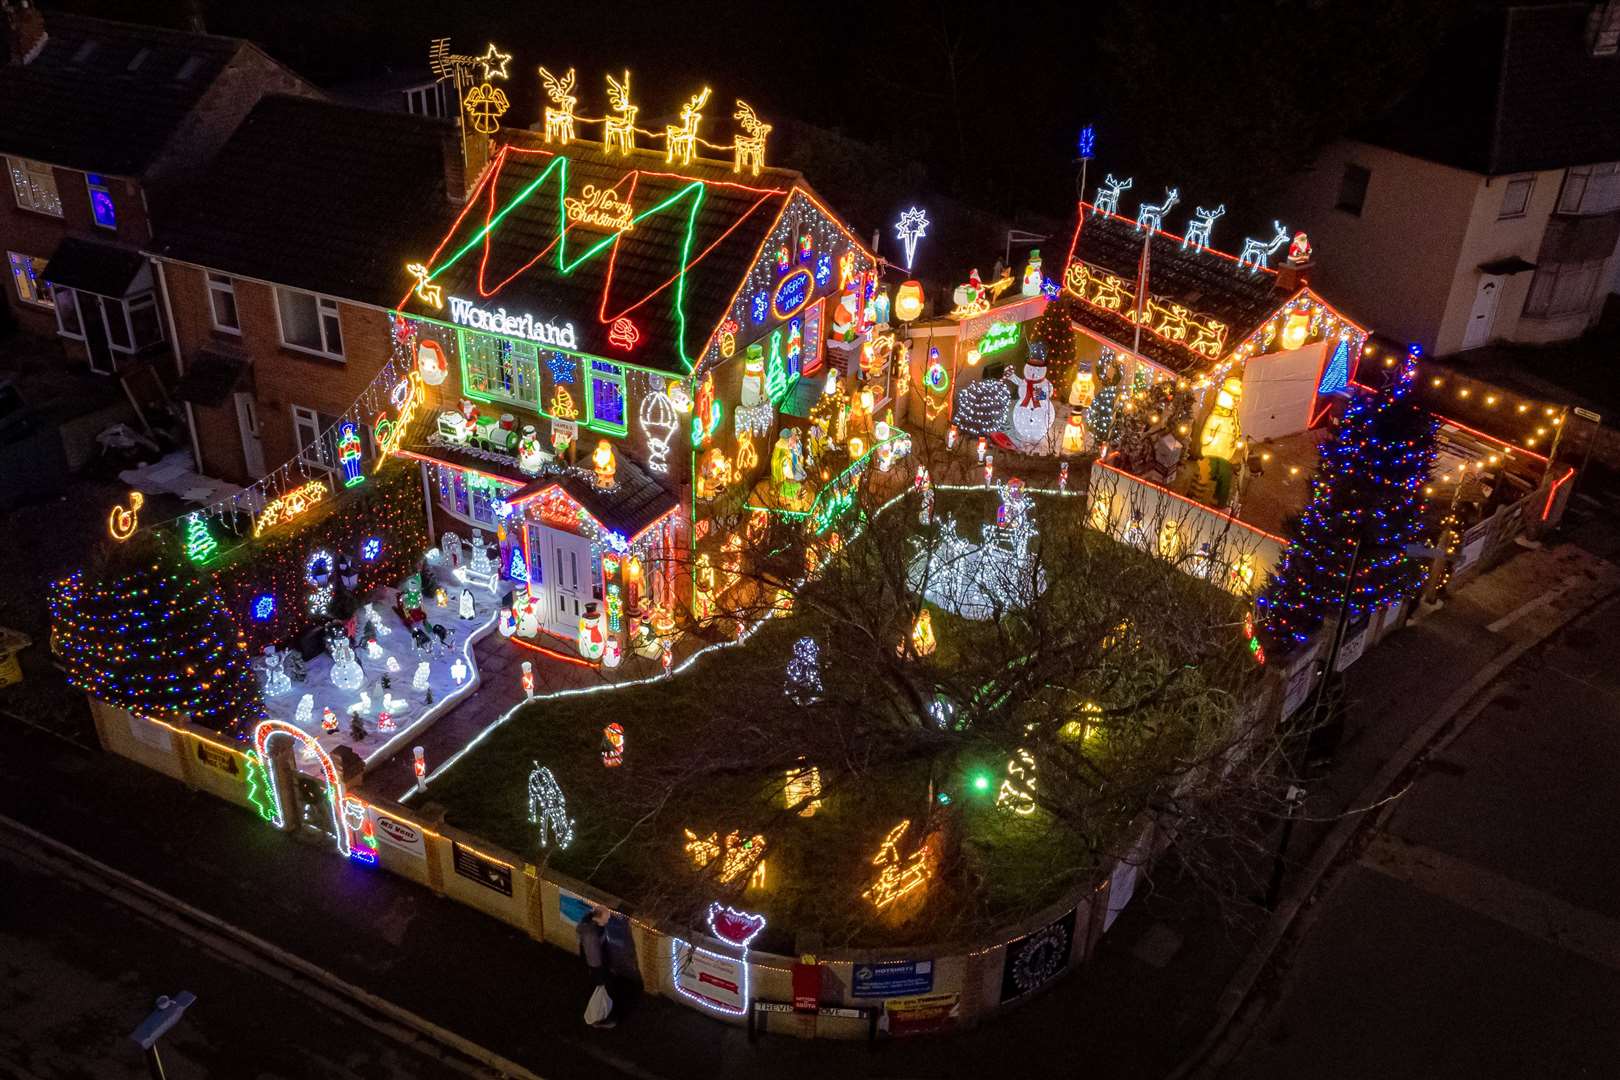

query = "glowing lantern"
894;280;925;323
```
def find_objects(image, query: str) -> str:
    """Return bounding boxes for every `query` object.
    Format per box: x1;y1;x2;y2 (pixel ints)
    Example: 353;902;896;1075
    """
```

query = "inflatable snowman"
1005;341;1055;449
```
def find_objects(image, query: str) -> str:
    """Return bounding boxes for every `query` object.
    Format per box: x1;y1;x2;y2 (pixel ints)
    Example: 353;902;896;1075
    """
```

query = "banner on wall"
852;959;933;998
883;992;960;1037
673;941;745;1014
999;908;1076;1004
452;841;513;896
369;808;426;859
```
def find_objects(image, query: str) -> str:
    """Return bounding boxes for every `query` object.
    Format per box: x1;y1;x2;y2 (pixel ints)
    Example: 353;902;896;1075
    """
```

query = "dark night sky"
43;0;1480;282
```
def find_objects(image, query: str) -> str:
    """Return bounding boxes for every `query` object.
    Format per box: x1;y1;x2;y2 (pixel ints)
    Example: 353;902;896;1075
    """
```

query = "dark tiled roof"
0;13;239;176
172;347;249;406
404;438;677;539
43;236;146;296
1366;4;1620;175
148;96;459;305
400;134;799;375
1061;206;1286;374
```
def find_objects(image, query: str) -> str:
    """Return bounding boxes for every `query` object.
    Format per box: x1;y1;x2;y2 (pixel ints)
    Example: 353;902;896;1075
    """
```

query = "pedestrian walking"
577;905;615;1028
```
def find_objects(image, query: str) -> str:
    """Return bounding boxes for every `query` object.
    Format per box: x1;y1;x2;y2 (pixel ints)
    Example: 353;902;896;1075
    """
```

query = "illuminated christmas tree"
183;513;218;564
1027;295;1077;390
49;543;264;736
1257;352;1438;652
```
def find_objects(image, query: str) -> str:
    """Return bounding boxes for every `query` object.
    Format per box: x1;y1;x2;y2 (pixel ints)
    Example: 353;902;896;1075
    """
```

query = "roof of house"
398;133;805;376
1060;205;1290;374
0;12;243;176
1365;3;1620;175
147;95;459;305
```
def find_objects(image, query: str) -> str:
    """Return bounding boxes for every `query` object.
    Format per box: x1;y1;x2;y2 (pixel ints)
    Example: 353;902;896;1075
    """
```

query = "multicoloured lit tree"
1257;355;1438;652
50;539;264;737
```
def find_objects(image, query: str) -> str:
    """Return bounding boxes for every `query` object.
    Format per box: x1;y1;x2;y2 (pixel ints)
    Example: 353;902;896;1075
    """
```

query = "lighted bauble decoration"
894;280;926;323
416;338;449;386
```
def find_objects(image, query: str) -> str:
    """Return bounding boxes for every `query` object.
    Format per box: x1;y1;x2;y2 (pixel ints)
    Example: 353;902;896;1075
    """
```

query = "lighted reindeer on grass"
539;66;578;145
666;87;711;166
733;100;771;176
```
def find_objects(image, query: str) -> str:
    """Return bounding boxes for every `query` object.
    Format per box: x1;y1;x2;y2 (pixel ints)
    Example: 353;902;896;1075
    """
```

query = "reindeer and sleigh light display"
430;39;776;176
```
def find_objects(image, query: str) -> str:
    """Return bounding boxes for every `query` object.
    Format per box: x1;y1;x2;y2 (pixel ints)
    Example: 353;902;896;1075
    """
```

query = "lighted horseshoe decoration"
108;491;143;541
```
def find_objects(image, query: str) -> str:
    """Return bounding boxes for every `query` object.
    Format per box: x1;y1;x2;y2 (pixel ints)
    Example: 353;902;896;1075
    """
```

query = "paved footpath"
1;523;1613;1078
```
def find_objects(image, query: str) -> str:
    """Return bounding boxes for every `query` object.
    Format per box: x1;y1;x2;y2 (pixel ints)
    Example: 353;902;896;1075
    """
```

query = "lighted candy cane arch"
253;719;366;861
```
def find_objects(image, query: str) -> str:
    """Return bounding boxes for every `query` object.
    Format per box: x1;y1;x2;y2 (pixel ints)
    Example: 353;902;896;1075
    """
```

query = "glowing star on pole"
477;42;512;81
895;207;930;270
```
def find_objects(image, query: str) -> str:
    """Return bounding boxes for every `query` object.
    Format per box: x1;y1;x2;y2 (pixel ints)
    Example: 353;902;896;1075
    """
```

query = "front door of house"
235;392;267;478
542;525;593;638
1461;273;1504;350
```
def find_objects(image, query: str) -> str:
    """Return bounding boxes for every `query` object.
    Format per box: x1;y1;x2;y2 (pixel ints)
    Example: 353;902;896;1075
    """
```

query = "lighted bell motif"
894;280;926;323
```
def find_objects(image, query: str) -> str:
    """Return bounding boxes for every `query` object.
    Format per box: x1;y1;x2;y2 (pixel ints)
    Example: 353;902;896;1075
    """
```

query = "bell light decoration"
894;280;925;323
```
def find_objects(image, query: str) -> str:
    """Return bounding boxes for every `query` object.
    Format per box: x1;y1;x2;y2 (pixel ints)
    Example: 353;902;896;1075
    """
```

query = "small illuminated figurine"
377;712;397;733
578;602;605;660
984;453;995;485
451;658;469;685
521;660;535;698
601;722;626;767
593;439;617;489
435;586;448;608
976;436;987;463
459;587;475;620
601;634;623;669
1058;461;1070;492
321;707;339;733
946;425;959;450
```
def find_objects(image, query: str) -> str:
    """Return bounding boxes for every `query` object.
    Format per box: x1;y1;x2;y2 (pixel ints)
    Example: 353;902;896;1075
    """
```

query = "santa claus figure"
1006;341;1055;448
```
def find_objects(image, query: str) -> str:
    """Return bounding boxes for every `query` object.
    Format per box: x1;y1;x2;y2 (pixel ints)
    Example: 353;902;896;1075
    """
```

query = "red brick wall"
161;260;396;485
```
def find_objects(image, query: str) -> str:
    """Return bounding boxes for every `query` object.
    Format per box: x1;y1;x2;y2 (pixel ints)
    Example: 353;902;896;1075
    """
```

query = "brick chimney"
442;126;469;205
3;0;47;66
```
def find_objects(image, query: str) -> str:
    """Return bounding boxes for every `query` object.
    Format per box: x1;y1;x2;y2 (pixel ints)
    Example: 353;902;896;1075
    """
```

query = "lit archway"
252;719;369;861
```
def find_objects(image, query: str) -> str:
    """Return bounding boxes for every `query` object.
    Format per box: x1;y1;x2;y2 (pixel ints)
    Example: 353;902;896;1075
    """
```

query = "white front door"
235;392;266;478
542;525;594;638
1461;273;1504;350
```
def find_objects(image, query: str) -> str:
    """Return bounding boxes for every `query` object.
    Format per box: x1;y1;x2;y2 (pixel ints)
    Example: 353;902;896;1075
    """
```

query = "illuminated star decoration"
545;351;576;383
478;43;512;81
1077;124;1096;160
895;207;930;270
405;263;442;309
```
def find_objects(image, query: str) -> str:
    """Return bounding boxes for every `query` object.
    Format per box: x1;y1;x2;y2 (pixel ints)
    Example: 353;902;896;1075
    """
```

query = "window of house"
7;251;52;307
1498;176;1534;218
402;84;444;117
275;287;344;359
206;272;239;333
459;329;540;407
52;286;84;338
1557;163;1620;216
90;291;164;354
86;173;116;229
1335;163;1371;215
1590;0;1620;56
585;358;627;434
1523;260;1605;319
6;156;61;217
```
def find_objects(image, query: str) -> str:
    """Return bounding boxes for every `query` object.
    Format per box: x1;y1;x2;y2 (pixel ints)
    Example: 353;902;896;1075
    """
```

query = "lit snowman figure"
1005;340;1055;449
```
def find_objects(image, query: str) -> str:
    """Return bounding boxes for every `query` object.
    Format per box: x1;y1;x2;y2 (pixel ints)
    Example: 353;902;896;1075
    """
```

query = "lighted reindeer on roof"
1136;187;1180;232
1094;174;1132;216
666;87;711;166
1183;204;1225;252
604;70;637;155
1238;221;1290;272
538;66;578;145
732;100;771;175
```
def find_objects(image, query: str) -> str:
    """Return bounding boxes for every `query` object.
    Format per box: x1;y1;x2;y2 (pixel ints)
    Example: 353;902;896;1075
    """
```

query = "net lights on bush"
527;762;575;849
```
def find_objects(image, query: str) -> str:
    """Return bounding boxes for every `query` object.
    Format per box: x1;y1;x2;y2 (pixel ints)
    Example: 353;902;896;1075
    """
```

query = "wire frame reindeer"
538;65;578;145
1094;174;1133;216
604;70;637;155
1135;187;1180;232
666;87;711;166
1182;204;1225;252
1237;221;1290;272
732;100;771;176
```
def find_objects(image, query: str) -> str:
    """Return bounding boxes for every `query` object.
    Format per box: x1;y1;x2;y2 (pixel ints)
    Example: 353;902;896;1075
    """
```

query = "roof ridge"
43;11;244;53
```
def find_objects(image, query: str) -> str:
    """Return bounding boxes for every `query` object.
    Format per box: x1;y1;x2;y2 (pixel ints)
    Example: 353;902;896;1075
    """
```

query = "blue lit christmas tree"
1316;335;1351;396
1257;348;1438;653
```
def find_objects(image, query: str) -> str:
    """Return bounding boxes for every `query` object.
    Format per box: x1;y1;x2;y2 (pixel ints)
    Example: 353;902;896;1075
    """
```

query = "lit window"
459;329;539;407
206;272;239;333
86;173;116;229
1498;176;1533;219
1334;164;1370;216
6;156;61;217
586;358;627;433
275;287;344;359
7;251;52;307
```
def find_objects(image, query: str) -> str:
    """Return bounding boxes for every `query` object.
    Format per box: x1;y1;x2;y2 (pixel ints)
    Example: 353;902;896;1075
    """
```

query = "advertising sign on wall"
194;741;239;775
672;940;745;1014
369;809;426;859
452;841;513;896
999;908;1076;1003
884;992;960;1036
852;960;934;998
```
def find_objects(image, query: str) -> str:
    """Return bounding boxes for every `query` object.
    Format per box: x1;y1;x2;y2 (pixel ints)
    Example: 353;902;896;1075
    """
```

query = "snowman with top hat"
1005;339;1055;450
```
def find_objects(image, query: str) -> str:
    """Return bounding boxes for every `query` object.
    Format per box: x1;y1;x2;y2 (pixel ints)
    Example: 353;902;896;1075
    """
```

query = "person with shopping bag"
578;905;615;1028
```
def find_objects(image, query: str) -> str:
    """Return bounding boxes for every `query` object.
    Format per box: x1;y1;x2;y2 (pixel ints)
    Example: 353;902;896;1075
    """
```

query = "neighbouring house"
0;2;314;376
145;94;461;485
1275;1;1620;356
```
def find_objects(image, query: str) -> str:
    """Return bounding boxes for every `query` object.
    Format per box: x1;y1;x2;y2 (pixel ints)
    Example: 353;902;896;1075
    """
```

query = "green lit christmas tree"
1257;349;1438;653
49;539;264;736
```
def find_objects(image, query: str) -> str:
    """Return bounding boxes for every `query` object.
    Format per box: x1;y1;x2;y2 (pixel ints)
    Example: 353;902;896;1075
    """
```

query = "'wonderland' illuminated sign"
448;296;578;350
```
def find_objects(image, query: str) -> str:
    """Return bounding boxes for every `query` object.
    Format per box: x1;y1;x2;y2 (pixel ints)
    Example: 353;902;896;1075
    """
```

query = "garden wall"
93;701;1170;1040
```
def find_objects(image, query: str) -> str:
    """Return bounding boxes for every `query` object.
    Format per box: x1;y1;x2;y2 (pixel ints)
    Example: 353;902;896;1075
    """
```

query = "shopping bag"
584;984;613;1026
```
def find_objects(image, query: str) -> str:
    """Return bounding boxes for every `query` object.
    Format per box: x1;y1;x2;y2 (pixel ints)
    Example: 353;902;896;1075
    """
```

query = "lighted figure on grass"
783;759;821;817
684;829;767;887
862;820;934;910
784;636;823;704
527;763;576;850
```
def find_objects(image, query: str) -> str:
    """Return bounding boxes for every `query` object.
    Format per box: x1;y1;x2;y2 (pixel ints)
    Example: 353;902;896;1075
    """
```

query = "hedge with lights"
50;537;264;737
1257;361;1438;653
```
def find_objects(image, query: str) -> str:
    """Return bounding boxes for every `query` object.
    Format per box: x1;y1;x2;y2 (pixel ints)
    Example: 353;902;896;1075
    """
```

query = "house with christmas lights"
0;5;313;375
387;87;885;651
